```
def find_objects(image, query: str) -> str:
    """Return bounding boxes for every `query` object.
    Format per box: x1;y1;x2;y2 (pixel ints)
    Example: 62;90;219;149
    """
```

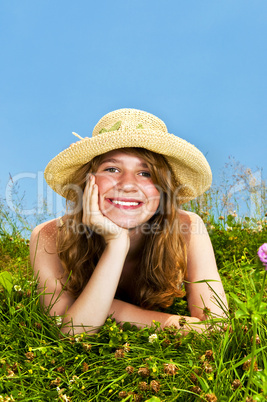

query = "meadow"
0;162;266;402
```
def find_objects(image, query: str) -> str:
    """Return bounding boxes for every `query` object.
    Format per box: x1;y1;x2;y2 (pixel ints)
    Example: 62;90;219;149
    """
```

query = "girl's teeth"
111;200;139;206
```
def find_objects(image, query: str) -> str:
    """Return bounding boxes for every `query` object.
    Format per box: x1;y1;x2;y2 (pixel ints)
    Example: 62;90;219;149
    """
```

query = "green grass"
0;213;267;401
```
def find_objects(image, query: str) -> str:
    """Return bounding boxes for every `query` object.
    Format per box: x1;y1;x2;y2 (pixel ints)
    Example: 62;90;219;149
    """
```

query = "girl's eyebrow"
99;158;149;168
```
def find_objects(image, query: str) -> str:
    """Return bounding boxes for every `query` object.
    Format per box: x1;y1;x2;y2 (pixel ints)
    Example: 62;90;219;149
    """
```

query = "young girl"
30;108;228;335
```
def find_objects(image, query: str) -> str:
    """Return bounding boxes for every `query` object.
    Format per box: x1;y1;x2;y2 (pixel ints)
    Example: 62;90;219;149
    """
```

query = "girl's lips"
105;198;144;209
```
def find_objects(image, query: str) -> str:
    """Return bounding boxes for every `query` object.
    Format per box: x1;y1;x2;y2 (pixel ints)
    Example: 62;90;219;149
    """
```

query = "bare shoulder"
178;210;206;242
178;209;203;222
29;217;65;274
30;218;59;256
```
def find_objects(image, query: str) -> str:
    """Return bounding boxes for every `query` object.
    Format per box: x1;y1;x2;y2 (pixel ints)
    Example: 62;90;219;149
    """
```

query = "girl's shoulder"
178;209;202;226
178;210;206;242
30;217;64;255
29;217;68;274
31;217;58;238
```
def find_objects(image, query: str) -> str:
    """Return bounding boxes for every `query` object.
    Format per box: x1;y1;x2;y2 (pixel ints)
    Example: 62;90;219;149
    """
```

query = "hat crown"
92;108;168;137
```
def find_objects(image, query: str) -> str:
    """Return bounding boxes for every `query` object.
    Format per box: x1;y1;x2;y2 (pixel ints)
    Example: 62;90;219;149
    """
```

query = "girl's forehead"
100;149;148;164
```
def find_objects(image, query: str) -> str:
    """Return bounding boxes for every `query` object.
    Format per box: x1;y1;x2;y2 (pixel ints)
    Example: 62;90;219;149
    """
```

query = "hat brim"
44;128;212;203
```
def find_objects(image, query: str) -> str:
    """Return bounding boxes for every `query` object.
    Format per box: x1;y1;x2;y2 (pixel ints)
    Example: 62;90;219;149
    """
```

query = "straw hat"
44;108;212;203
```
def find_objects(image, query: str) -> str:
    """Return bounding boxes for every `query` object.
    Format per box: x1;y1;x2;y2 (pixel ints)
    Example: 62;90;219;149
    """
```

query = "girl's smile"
105;198;144;209
94;150;160;228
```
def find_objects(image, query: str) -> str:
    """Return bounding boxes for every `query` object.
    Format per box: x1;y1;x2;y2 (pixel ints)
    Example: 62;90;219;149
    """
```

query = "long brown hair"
57;148;187;309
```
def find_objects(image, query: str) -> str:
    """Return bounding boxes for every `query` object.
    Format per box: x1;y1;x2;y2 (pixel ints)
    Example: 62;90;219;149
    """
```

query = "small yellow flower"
81;386;85;390
29;347;32;352
28;369;33;374
152;367;157;372
40;366;46;371
75;356;78;360
110;327;114;331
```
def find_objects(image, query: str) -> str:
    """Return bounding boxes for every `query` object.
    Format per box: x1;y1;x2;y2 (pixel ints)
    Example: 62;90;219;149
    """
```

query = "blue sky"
1;0;266;224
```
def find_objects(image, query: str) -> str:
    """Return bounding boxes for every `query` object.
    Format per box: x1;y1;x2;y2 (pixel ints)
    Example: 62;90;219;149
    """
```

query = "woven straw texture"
44;108;212;203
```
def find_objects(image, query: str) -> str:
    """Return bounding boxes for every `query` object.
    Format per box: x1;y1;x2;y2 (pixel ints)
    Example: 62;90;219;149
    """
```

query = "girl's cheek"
95;174;116;189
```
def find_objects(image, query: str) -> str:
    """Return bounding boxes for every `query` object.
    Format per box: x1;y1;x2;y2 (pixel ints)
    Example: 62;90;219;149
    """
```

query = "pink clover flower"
257;243;267;269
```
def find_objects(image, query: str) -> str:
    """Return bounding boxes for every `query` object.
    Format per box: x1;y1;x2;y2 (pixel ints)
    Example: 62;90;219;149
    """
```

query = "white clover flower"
14;285;22;292
54;316;63;326
227;227;233;231
60;395;71;402
69;375;78;384
123;342;130;352
56;387;61;392
148;333;158;343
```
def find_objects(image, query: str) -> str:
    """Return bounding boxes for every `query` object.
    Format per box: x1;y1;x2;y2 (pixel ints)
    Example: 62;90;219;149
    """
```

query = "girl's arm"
30;223;204;335
30;219;76;318
30;177;219;335
107;212;227;333
109;299;206;335
183;211;228;320
30;175;130;334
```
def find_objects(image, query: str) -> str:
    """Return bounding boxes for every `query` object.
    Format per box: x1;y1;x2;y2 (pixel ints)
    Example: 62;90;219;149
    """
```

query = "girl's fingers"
83;176;96;217
83;179;91;214
88;176;97;210
89;181;100;214
85;175;103;227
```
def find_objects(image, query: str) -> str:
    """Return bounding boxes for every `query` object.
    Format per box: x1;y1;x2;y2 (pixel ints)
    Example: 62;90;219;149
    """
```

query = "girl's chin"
102;212;145;230
101;208;155;230
108;217;140;230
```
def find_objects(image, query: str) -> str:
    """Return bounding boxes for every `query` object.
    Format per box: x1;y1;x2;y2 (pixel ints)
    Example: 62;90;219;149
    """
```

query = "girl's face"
94;150;160;229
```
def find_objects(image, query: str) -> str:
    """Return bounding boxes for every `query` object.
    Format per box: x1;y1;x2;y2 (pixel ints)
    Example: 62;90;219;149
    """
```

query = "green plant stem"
243;319;257;401
258;270;267;309
243;270;266;401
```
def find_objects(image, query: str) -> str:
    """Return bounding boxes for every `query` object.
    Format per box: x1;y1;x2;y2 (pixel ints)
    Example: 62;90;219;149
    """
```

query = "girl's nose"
116;172;139;192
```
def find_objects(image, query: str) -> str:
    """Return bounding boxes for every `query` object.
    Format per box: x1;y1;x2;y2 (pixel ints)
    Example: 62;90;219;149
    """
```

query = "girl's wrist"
105;230;130;252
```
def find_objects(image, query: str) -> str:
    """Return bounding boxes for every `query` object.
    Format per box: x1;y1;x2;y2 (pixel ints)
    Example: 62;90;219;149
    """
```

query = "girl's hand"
82;175;129;245
165;315;207;335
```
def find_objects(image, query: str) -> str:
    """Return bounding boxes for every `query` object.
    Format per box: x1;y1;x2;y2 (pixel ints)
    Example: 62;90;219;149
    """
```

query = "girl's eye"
140;171;151;178
103;168;151;177
104;167;119;173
